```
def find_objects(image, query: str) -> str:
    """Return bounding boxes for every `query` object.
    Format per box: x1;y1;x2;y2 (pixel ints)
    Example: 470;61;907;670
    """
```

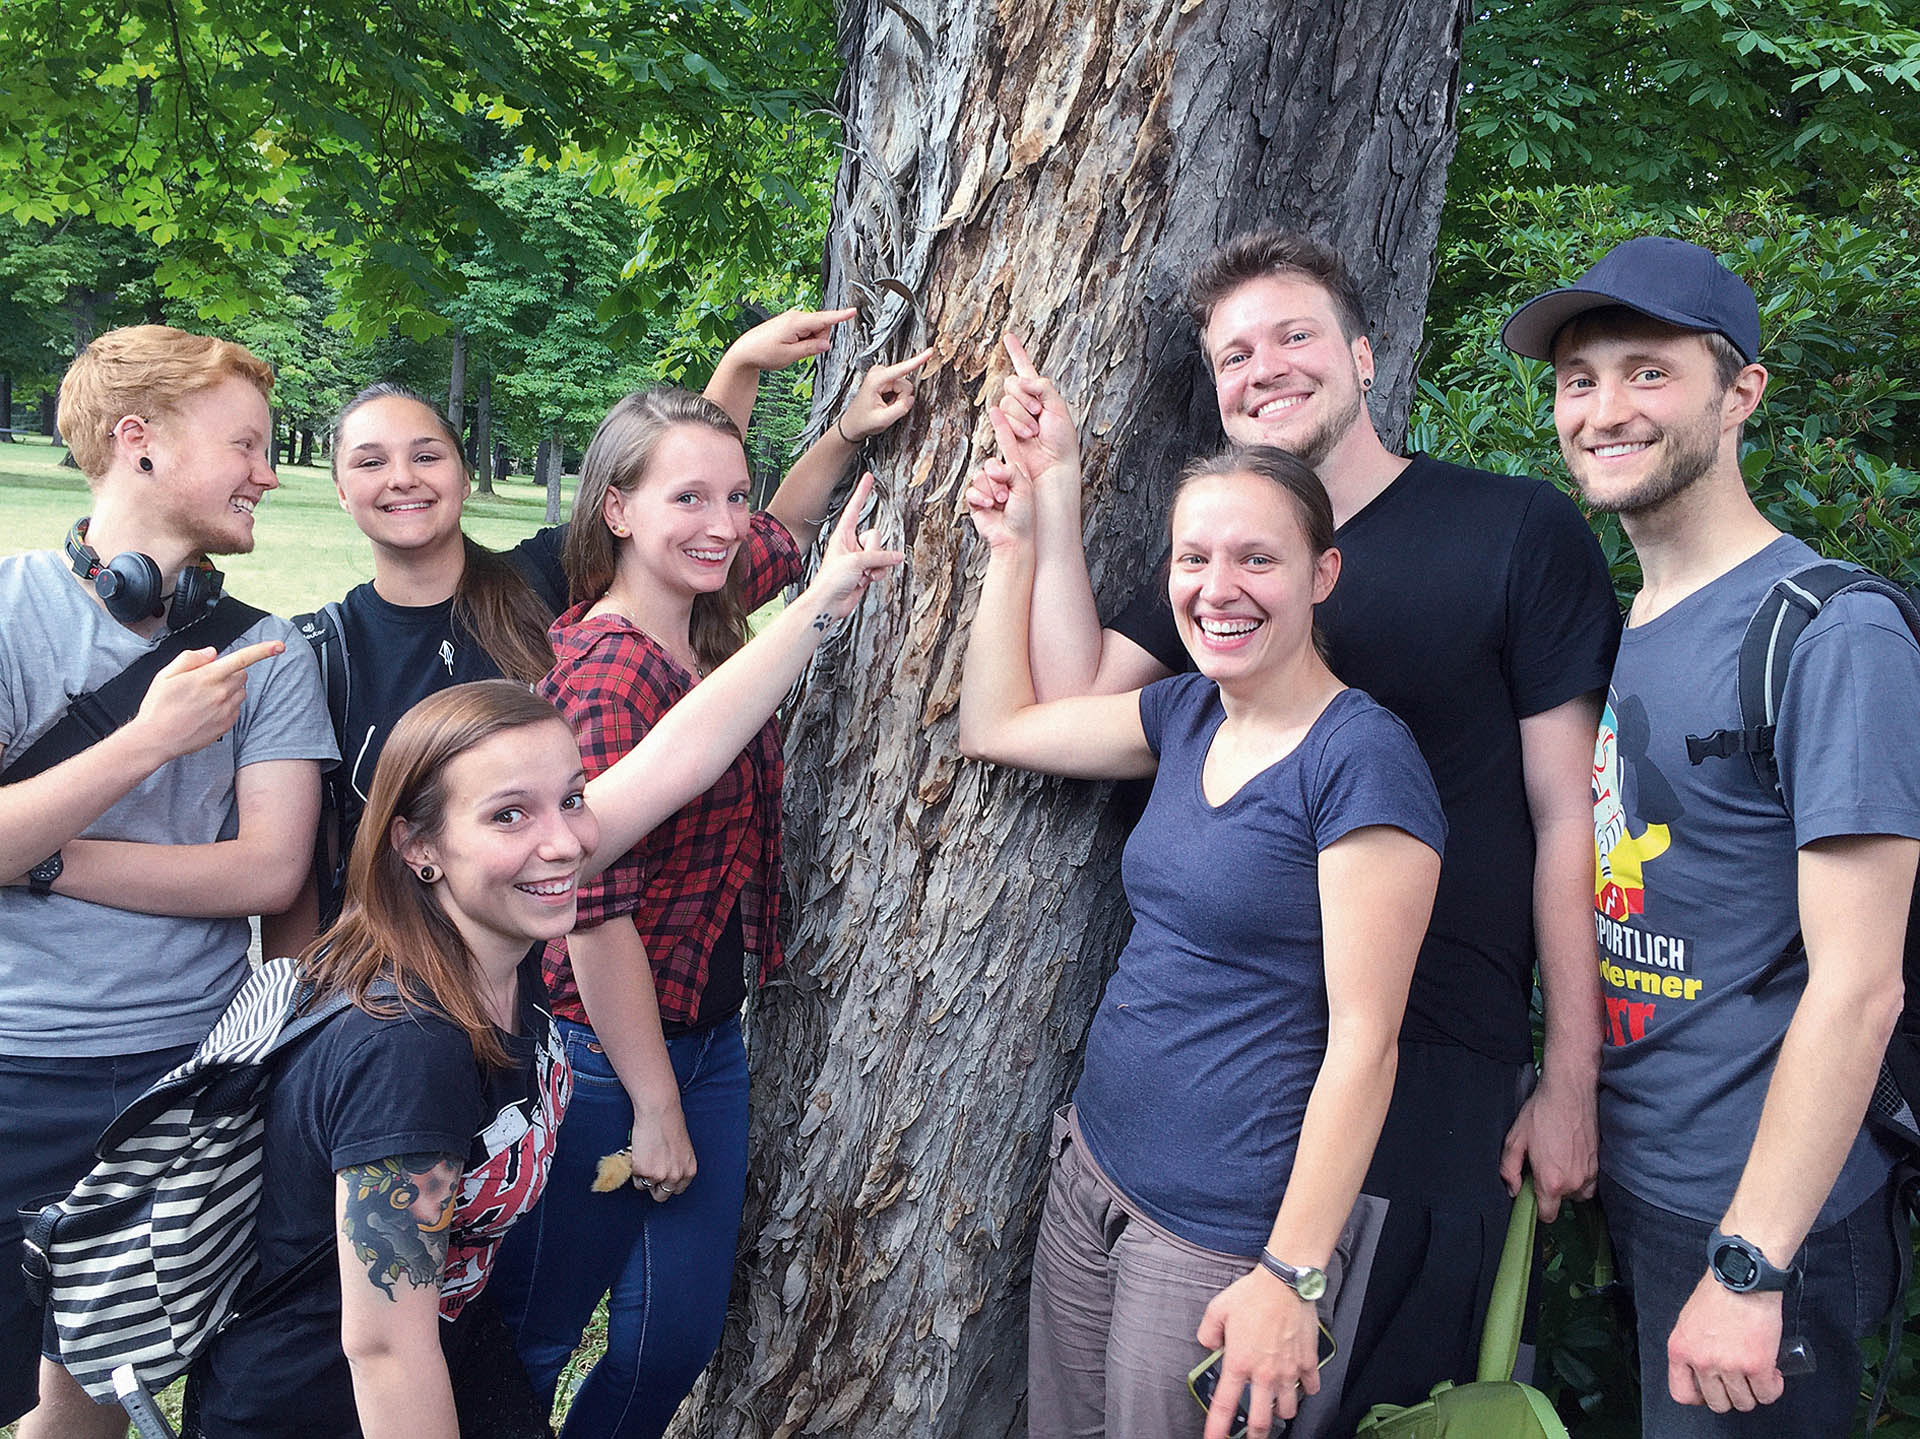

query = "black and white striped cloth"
21;957;352;1403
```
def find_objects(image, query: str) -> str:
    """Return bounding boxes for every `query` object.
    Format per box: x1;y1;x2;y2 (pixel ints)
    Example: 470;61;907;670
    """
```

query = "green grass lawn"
0;434;571;618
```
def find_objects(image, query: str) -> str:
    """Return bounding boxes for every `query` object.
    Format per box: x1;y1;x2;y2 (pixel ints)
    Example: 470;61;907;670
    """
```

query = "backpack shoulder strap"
1687;563;1920;803
294;601;349;751
0;596;269;786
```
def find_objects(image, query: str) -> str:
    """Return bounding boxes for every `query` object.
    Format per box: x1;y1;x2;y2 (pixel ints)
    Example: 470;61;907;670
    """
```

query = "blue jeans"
490;1016;749;1439
1599;1172;1903;1438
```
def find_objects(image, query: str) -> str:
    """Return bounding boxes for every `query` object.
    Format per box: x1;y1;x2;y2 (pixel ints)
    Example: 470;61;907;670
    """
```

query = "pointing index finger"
1003;333;1039;380
884;347;936;380
207;639;287;676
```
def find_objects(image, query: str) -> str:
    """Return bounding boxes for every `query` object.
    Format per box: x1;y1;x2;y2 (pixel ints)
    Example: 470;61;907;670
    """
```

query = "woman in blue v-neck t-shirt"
960;444;1445;1439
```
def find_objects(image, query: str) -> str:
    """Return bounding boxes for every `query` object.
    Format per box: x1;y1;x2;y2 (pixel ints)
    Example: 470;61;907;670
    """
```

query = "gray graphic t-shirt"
1594;536;1920;1226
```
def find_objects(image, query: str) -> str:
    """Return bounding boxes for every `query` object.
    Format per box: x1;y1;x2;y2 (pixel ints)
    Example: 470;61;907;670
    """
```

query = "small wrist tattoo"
812;612;833;632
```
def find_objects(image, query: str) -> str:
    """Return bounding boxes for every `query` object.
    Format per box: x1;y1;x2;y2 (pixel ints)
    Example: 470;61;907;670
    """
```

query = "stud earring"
138;456;154;472
417;863;439;883
1361;376;1373;392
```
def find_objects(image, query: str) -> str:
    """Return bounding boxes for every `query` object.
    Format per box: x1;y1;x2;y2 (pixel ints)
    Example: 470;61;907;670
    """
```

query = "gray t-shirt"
1594;536;1920;1226
0;550;337;1056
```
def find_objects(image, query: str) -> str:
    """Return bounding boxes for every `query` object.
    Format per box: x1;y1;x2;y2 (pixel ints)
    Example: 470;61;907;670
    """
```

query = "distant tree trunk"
448;330;468;437
473;374;495;495
40;392;57;439
687;2;1467;1436
1;373;13;440
297;426;314;468
542;426;563;523
493;438;510;487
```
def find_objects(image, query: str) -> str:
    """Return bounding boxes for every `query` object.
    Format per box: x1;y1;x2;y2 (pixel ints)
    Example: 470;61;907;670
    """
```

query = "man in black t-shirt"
977;230;1619;1428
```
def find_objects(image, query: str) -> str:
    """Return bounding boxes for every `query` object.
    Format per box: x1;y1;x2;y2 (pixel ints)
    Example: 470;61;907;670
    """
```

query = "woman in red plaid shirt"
490;354;930;1437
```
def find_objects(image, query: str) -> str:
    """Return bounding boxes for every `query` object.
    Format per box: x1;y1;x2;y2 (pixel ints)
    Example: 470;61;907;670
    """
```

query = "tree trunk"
493;438;510;488
448;329;468;437
297;426;314;468
542;425;563;524
1;373;13;440
474;374;495;495
690;2;1468;1437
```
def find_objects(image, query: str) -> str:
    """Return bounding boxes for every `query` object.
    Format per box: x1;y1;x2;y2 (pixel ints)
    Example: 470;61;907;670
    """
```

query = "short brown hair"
57;325;275;480
1185;230;1369;343
565;387;750;672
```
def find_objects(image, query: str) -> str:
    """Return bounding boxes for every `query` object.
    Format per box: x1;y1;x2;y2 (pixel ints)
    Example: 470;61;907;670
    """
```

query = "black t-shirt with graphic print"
333;528;566;857
187;951;568;1438
1110;454;1621;1063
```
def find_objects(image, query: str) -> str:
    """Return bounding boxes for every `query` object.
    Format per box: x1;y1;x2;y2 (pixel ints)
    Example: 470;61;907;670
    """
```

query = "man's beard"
1573;401;1723;517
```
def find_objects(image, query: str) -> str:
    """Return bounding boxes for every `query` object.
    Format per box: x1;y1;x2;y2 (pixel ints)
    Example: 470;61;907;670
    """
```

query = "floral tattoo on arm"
339;1151;464;1299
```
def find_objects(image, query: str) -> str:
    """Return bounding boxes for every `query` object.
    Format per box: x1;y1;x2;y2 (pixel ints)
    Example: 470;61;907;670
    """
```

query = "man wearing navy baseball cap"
1506;237;1920;1436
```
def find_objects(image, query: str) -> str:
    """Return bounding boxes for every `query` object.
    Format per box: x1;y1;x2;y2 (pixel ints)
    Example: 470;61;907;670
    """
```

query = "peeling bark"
695;3;1466;1434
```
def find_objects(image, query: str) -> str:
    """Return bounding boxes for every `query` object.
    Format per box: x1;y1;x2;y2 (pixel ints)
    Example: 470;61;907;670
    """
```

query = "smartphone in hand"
1186;1323;1337;1439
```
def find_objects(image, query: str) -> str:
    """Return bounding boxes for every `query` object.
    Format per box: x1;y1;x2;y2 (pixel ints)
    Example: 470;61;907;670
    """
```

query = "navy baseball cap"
1500;236;1760;364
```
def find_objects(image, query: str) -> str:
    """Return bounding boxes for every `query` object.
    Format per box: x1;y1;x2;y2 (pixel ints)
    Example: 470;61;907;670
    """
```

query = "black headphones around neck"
66;518;224;627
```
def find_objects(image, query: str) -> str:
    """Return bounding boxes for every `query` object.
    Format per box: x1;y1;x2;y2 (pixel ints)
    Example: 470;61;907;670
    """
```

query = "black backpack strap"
1686;564;1920;803
0;596;268;786
1863;1165;1918;1432
294;603;350;923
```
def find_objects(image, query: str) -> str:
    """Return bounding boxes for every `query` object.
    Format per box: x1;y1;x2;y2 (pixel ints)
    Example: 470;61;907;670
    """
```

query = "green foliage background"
2;0;1919;1433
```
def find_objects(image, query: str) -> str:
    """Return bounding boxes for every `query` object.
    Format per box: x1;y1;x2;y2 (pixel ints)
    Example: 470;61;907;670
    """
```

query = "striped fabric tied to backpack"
19;958;355;1403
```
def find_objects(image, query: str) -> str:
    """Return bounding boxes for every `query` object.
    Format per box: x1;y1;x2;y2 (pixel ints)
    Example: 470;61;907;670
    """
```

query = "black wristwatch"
27;851;62;897
1707;1229;1795;1293
1258;1249;1328;1302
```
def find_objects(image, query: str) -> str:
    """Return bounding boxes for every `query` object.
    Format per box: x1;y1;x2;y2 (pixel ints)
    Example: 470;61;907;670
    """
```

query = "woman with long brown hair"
487;361;925;1437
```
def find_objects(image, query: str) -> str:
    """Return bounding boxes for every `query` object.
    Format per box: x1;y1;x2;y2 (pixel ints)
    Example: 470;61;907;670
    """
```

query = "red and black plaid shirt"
539;511;801;1027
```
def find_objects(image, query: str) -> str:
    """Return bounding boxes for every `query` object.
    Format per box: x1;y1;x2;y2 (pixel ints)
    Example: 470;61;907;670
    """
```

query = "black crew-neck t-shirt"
334;528;566;853
187;952;563;1438
1110;454;1620;1062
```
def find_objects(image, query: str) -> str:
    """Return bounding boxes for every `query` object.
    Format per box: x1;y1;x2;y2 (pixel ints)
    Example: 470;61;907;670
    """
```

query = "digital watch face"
1714;1243;1758;1289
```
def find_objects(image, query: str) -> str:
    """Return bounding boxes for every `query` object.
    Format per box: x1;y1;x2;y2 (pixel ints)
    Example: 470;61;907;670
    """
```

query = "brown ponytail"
454;534;556;685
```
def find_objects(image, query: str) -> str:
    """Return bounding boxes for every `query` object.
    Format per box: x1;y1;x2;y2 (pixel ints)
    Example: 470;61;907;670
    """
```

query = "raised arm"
1665;832;1916;1412
1500;691;1606;1221
336;1152;464;1439
763;349;933;551
581;475;903;871
0;639;285;882
702;307;856;435
957;457;1156;780
1198;824;1440;1439
981;335;1172;699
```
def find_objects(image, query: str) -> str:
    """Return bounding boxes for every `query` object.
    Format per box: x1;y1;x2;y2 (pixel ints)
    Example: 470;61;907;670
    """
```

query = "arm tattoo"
339;1151;464;1300
812;612;832;632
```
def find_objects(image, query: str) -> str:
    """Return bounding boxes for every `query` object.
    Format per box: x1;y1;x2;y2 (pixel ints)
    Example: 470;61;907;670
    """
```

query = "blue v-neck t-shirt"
1074;675;1446;1254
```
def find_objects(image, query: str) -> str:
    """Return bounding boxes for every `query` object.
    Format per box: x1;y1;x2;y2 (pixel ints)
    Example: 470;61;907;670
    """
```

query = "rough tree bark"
692;3;1467;1435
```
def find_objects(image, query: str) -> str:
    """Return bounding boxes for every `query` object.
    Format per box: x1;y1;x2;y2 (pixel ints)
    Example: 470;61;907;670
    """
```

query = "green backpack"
1355;1177;1570;1439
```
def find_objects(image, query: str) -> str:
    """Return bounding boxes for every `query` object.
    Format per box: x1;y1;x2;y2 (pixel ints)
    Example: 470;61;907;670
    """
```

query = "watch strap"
1258;1249;1327;1301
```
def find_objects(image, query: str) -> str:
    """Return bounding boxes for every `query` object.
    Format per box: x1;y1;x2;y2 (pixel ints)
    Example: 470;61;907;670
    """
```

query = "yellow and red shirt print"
1592;696;1699;1046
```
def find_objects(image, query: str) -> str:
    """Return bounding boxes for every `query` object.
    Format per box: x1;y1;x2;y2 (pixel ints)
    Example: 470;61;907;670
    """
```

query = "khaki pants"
1027;1108;1384;1439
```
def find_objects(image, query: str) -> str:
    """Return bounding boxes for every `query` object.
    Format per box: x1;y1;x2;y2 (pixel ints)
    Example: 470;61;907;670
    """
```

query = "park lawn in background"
0;435;571;619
